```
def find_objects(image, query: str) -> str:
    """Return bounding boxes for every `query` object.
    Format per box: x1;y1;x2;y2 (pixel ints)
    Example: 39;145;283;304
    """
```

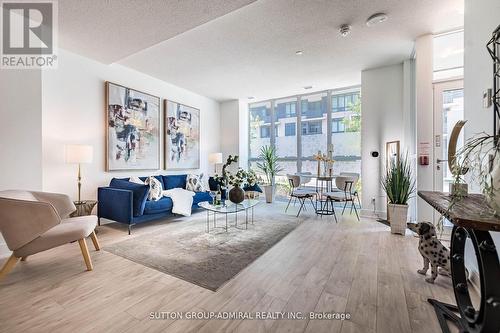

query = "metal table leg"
206;210;209;232
428;226;500;333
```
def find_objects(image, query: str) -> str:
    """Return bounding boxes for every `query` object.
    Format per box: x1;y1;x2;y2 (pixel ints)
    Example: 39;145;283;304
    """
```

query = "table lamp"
208;153;223;174
65;145;93;203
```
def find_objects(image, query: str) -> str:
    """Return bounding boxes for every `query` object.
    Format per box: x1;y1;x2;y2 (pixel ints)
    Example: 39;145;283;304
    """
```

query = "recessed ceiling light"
295;50;303;55
366;13;388;27
247;96;255;100
339;24;351;37
304;86;313;90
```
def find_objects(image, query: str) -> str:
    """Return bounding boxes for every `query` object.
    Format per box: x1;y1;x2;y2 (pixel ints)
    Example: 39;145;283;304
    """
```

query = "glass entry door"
433;79;464;230
433;80;464;192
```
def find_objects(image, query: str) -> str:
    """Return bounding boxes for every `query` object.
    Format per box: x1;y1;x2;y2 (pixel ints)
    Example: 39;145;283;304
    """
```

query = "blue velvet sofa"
97;174;212;234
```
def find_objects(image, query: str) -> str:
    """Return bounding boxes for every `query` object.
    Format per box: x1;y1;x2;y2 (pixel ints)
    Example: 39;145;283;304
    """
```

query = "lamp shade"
208;153;223;164
65;145;93;164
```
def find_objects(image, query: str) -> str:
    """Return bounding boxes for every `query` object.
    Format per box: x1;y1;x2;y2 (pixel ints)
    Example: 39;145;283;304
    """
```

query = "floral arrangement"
227;168;248;187
214;155;239;186
313;152;334;163
313;152;335;176
246;169;259;186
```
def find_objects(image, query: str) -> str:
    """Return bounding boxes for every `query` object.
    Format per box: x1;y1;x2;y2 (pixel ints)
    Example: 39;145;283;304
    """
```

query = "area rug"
104;211;298;291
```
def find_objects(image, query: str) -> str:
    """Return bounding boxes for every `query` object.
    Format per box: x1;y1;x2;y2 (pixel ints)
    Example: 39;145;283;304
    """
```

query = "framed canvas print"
386;140;400;168
105;82;160;171
164;100;200;170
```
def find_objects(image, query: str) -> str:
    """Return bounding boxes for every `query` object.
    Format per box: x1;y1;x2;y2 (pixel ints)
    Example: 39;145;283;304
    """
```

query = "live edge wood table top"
418;191;500;232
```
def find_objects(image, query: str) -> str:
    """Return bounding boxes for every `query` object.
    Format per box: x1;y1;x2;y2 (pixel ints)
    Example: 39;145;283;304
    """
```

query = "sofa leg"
78;238;93;271
128;224;132;235
98;217;101;226
0;254;19;281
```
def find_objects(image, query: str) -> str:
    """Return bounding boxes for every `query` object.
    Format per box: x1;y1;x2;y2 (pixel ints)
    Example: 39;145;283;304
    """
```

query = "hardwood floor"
0;203;459;333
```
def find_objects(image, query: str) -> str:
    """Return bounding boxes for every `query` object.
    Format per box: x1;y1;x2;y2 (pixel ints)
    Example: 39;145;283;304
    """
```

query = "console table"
418;191;500;333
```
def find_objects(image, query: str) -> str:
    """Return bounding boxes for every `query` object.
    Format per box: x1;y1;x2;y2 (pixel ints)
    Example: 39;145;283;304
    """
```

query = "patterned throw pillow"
145;176;163;201
129;176;144;185
186;174;206;192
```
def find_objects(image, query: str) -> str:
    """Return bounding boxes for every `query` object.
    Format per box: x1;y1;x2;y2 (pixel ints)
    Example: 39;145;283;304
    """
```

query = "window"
248;88;361;199
275;97;297;158
332;118;345;133
260;126;271;138
332;92;360;113
301;92;327;158
285;123;296;136
249;101;271;158
302;120;322;135
276;101;296;119
433;30;464;81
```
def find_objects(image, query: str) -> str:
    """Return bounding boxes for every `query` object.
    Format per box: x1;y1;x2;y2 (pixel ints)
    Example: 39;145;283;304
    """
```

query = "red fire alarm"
419;142;430;166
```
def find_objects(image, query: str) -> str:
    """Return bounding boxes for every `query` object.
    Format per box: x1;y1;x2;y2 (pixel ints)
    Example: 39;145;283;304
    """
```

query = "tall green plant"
256;145;283;185
381;153;416;205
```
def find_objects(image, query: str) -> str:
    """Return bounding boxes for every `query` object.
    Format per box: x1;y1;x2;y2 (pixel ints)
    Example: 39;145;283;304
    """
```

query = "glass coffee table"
198;199;260;232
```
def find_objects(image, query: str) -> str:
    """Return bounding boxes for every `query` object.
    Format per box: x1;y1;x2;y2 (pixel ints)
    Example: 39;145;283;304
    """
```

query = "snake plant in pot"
256;145;283;203
381;153;416;235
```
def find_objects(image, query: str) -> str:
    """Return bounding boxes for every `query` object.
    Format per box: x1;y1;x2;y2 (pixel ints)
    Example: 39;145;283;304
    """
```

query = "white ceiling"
58;0;257;64
60;0;464;102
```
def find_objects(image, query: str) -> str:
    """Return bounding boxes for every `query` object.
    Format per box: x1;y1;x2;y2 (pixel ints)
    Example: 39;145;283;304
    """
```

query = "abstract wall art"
164;100;200;170
105;82;160;171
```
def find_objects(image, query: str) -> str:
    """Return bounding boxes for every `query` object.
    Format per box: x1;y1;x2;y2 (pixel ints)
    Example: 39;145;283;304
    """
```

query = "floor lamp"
65;145;93;203
208;153;223;174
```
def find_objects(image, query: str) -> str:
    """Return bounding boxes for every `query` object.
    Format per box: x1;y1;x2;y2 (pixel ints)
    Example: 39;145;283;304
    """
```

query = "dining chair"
326;176;360;221
285;175;316;217
340;172;361;208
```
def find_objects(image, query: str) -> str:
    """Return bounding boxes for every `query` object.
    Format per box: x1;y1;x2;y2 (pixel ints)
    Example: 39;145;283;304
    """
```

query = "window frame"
248;86;361;174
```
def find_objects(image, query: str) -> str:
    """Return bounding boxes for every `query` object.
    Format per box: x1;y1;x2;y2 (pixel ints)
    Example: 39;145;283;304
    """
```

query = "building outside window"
332;118;345;133
285;123;296;136
248;87;361;199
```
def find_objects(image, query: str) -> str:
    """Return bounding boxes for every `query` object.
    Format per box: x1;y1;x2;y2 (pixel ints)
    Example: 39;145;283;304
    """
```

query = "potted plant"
227;168;247;204
256;145;283;203
381;153;416;235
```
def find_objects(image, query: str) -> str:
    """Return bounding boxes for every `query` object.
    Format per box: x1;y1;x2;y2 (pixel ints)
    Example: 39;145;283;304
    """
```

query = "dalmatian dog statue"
407;222;451;283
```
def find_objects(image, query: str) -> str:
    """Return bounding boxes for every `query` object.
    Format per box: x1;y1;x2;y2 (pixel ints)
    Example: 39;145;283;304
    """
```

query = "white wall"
220;100;240;160
415;35;434;222
219;99;249;169
361;63;407;217
0;69;43;256
0;69;43;191
464;0;499;139
463;0;500;273
41;49;221;201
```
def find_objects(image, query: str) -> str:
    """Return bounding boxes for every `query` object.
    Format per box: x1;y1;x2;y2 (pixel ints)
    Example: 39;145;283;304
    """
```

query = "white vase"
388;203;408;235
263;185;275;203
486;155;500;216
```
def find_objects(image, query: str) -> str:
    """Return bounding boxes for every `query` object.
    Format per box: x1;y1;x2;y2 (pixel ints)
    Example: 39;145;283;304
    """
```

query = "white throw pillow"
129;176;144;185
145;176;163;201
186;174;206;192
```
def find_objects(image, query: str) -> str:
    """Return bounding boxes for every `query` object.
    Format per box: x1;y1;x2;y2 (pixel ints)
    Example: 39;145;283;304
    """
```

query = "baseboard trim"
360;209;387;219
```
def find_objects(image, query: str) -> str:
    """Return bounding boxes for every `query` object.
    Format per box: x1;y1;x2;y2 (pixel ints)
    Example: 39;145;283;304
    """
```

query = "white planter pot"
263;185;275;203
486;155;500;216
388;203;408;235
